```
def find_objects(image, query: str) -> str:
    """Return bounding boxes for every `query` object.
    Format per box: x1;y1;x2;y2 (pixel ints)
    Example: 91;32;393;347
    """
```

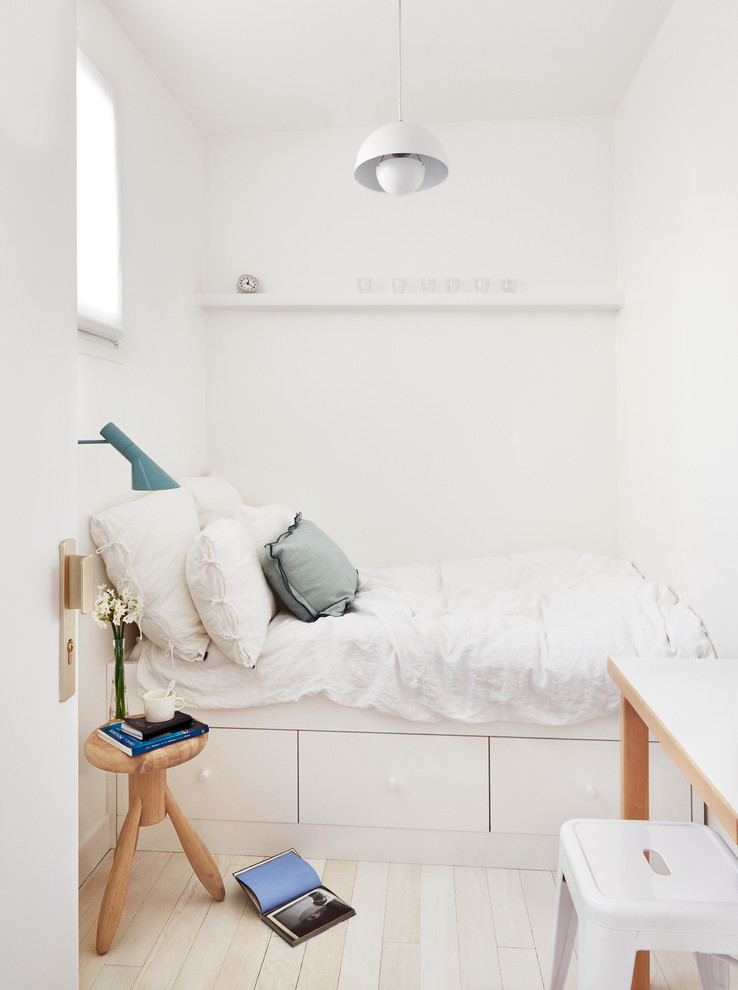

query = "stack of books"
97;711;208;756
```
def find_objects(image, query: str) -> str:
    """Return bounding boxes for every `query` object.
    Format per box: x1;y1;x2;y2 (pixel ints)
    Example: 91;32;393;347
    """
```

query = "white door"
0;1;79;987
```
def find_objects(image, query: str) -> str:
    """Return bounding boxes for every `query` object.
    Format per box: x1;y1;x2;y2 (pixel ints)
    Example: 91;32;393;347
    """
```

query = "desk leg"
165;786;225;901
96;795;142;954
621;696;649;820
621;696;650;990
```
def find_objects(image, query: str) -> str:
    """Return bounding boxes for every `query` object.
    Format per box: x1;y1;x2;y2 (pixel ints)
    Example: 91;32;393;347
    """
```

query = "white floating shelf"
195;293;624;312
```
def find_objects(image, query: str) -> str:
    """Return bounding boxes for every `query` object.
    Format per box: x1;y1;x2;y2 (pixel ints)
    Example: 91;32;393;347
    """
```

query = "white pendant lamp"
354;0;448;195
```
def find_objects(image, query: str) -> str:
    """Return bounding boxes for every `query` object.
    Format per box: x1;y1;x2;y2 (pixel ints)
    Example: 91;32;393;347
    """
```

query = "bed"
90;476;715;869
135;550;711;725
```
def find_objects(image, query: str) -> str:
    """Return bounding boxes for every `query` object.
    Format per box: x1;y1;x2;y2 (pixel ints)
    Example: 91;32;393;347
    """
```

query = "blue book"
97;718;208;756
233;850;355;945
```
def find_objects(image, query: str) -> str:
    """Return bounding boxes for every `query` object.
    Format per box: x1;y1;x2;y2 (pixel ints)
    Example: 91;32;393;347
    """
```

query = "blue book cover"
233;850;355;946
235;851;320;914
97;719;208;756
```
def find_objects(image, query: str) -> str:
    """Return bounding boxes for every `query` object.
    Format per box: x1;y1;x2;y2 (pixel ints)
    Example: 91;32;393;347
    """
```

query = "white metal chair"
548;819;738;990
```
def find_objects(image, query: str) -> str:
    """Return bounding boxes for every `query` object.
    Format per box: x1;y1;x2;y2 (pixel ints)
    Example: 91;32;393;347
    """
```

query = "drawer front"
117;727;298;823
299;731;489;832
490;738;691;835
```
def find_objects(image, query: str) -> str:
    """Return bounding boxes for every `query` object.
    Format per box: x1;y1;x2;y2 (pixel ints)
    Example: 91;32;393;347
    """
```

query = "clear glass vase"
109;636;128;721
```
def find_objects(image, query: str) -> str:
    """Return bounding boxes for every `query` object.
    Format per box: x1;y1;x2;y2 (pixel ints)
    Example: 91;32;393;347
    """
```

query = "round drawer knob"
386;776;398;790
585;783;597;798
198;769;211;782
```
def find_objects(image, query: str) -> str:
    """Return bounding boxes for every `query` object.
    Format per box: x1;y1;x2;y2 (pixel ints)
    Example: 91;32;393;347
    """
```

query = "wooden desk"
607;656;738;990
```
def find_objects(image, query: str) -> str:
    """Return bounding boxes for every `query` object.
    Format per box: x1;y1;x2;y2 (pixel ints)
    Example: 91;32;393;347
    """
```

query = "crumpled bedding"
135;550;714;725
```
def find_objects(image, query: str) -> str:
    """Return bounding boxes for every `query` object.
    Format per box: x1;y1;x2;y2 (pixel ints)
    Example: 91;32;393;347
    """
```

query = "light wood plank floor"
79;851;721;990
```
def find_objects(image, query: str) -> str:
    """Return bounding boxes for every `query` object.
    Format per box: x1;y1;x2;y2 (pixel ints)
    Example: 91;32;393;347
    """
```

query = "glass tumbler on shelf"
446;278;461;293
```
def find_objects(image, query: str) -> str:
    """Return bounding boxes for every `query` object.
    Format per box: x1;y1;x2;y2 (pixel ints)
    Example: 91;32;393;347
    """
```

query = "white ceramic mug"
143;688;185;722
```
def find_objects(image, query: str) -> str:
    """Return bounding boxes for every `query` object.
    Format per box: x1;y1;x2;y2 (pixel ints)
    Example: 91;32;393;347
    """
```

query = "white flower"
92;585;143;638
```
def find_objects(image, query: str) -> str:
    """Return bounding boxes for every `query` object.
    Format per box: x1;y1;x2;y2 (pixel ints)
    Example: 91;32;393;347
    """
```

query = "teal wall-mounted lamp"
78;422;180;491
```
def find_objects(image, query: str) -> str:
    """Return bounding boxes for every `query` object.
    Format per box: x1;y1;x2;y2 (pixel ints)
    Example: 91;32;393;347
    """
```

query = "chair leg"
547;873;578;990
96;795;142;954
695;953;730;990
577;920;637;990
165;785;225;901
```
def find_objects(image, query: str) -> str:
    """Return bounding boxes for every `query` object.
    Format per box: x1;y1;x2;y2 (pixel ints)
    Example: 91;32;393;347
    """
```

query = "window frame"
76;50;122;347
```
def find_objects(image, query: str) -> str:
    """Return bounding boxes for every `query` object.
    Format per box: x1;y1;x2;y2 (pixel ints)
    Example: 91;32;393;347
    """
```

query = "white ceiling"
98;0;675;136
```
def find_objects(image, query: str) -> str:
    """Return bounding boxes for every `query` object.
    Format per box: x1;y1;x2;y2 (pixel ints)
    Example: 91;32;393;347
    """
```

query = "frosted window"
76;52;121;342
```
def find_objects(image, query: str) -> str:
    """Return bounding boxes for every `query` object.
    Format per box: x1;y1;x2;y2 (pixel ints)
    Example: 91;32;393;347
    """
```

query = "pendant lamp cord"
397;0;403;121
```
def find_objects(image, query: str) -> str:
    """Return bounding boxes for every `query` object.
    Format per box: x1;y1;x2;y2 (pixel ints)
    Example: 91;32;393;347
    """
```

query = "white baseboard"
79;813;114;884
119;815;560;871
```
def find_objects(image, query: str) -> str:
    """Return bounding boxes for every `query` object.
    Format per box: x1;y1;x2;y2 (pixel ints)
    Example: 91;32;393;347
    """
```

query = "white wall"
1;2;79;985
76;0;207;877
204;118;617;297
615;0;738;655
203;119;619;566
204;307;617;567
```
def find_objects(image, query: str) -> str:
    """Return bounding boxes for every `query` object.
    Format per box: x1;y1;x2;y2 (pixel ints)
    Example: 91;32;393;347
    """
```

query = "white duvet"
135;550;714;725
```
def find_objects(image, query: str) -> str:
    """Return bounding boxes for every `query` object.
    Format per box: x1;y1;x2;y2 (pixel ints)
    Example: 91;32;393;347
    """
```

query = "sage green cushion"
262;513;359;622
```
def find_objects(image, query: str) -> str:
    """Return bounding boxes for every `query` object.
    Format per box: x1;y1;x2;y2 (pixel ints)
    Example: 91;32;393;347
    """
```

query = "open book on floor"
233;850;355;946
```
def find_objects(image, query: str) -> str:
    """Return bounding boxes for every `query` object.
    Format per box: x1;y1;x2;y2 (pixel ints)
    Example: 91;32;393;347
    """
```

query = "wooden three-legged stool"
84;729;226;954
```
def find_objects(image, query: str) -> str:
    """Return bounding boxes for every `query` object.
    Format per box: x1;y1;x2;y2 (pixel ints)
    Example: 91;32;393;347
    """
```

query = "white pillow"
90;488;209;662
186;517;276;668
179;473;243;529
234;503;296;560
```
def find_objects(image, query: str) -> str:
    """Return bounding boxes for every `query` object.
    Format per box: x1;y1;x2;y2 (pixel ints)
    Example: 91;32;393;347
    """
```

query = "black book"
120;710;193;740
233;850;355;946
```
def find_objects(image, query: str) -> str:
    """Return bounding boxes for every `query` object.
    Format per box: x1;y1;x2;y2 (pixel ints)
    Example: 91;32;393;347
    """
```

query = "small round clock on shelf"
236;274;259;293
